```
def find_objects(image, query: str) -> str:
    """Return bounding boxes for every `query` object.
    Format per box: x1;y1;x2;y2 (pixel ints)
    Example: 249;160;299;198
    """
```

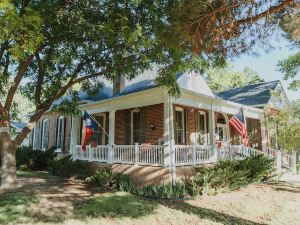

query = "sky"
231;35;299;101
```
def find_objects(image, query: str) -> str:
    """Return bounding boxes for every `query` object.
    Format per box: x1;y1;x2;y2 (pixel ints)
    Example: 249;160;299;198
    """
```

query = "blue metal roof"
215;80;280;108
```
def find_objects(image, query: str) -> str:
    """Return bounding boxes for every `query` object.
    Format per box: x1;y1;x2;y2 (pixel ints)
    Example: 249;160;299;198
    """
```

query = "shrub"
194;154;274;195
48;155;92;178
16;146;57;171
86;167;197;199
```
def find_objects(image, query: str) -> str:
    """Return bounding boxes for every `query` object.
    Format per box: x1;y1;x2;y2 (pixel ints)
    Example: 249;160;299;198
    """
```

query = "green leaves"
278;52;300;91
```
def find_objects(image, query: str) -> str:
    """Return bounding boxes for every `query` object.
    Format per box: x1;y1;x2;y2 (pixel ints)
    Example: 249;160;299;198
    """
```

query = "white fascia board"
79;87;165;114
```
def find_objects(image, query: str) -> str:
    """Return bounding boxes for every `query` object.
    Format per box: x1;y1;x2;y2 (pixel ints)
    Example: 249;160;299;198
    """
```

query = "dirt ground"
1;173;300;225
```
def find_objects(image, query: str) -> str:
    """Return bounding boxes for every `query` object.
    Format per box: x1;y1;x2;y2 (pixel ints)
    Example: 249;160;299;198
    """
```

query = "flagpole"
86;111;109;137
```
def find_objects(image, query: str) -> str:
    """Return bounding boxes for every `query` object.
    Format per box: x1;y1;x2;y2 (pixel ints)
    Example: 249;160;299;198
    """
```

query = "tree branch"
4;54;34;111
13;108;45;146
225;0;296;28
34;53;45;108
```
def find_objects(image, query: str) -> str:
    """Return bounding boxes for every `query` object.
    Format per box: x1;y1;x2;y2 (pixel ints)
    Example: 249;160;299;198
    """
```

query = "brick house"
28;72;289;184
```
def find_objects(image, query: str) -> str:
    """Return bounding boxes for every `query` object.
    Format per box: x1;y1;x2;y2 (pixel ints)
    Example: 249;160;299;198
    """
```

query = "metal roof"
215;80;280;108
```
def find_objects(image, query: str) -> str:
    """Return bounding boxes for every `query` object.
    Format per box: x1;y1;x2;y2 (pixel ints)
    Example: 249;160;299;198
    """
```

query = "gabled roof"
215;80;280;108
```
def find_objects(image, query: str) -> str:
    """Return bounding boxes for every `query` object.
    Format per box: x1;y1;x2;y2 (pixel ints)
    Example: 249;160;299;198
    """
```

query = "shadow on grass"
74;191;158;219
162;200;266;225
16;170;61;180
0;192;39;224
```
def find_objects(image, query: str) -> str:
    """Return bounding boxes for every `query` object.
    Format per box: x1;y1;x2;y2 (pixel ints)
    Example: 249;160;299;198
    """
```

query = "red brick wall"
115;109;128;145
114;104;164;145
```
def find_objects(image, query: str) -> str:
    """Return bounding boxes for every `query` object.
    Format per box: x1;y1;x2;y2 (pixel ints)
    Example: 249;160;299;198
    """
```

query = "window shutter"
184;109;189;144
139;109;146;143
125;111;131;145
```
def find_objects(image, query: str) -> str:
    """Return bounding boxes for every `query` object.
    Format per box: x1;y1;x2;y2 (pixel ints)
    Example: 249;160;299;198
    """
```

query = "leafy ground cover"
0;171;299;225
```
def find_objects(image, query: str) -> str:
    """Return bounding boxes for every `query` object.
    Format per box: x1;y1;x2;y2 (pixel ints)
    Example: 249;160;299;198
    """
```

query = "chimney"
113;75;126;95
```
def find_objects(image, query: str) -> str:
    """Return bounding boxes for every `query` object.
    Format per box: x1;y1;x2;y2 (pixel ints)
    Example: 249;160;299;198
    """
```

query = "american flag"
229;108;249;146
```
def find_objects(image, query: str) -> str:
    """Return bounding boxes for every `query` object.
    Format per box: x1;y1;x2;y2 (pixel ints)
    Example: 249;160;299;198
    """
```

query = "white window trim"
93;113;106;146
32;127;36;149
41;119;49;150
56;116;65;152
196;111;207;145
131;108;141;145
175;106;185;144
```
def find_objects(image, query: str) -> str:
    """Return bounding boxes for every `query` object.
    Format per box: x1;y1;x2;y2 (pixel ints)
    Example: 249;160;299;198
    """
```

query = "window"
32;122;40;150
175;107;185;144
56;116;65;151
41;119;49;150
131;109;145;144
196;111;207;144
91;114;106;145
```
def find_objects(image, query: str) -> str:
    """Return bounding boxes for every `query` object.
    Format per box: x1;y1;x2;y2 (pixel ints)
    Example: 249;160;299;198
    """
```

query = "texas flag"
82;111;96;151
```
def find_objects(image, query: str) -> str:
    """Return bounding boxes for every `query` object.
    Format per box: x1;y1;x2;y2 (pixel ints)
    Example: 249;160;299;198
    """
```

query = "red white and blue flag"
82;111;96;151
229;108;249;146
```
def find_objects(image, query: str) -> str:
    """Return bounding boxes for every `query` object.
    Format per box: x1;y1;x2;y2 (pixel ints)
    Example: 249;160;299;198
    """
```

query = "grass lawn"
0;171;300;225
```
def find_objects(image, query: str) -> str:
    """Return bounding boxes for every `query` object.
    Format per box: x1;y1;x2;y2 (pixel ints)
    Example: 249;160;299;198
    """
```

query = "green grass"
0;192;39;224
75;191;158;219
16;170;61;180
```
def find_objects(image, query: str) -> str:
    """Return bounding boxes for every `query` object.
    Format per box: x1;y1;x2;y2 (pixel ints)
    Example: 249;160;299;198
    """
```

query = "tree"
205;65;264;92
0;0;297;189
277;11;300;90
265;100;300;152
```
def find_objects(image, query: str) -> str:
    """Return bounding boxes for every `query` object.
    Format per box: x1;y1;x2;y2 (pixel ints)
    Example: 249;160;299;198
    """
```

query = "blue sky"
231;36;299;101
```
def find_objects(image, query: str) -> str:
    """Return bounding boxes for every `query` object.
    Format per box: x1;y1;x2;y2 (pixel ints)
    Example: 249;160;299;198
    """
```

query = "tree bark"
0;133;18;189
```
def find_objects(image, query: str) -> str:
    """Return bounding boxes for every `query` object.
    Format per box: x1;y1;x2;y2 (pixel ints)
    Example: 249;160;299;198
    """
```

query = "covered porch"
69;87;267;169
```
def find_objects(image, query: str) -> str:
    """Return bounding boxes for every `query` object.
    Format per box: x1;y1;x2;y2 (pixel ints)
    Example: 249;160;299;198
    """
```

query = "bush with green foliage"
86;167;198;199
194;155;274;195
48;155;92;178
15;146;57;171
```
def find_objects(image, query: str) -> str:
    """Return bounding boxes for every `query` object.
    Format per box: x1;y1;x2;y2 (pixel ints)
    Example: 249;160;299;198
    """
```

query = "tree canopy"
0;0;298;188
277;10;300;91
205;65;264;92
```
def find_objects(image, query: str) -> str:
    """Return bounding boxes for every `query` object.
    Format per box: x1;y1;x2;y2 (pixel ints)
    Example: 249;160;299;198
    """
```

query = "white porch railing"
175;145;216;166
73;144;266;167
73;144;163;166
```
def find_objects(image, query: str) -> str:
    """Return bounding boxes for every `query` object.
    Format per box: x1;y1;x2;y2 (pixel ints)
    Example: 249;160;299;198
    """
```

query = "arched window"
56;116;65;152
41;119;49;150
217;113;226;124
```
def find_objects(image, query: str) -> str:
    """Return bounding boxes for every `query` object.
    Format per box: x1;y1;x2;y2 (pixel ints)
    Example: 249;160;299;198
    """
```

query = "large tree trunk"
0;134;18;189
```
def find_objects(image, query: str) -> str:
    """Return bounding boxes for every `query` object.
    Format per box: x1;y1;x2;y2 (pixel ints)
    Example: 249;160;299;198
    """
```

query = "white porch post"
70;115;80;159
163;95;176;184
108;109;116;163
261;124;267;153
208;106;216;161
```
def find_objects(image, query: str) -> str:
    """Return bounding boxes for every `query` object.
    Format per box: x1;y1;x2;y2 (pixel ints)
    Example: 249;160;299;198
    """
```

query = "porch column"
208;108;215;146
70;115;80;159
108;109;116;163
163;96;176;184
261;123;267;153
